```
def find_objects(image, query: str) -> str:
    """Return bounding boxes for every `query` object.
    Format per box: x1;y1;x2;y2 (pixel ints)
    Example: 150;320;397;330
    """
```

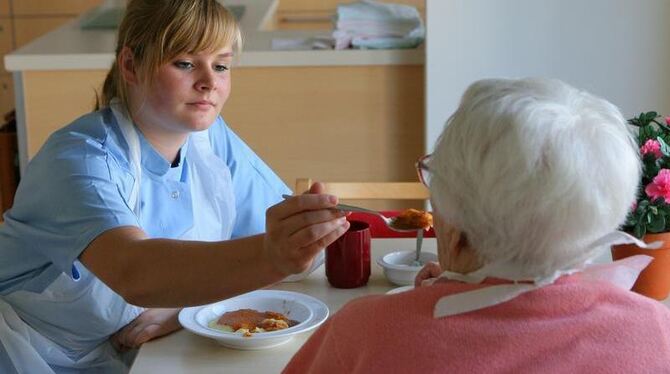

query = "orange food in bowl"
210;309;299;337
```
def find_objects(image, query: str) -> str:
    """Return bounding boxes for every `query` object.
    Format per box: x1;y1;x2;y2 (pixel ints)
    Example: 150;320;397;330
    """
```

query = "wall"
426;0;670;150
0;0;102;118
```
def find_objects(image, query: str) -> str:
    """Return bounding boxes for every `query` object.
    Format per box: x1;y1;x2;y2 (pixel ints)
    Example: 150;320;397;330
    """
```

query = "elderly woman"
284;78;670;373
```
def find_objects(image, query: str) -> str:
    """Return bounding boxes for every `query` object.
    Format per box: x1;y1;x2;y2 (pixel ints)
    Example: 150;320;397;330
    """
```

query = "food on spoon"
208;309;299;337
390;209;433;230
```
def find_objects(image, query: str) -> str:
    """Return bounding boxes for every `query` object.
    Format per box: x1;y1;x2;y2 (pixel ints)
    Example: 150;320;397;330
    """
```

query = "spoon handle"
335;203;382;216
414;229;424;262
283;194;383;218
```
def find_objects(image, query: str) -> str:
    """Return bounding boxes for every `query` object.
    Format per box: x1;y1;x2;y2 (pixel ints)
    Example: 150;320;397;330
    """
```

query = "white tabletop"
129;238;429;373
129;238;670;373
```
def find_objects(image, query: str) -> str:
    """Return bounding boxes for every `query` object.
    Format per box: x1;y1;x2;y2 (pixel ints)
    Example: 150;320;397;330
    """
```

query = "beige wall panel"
0;73;13;116
223;65;425;210
13;0;103;16
22;66;424;211
14;17;76;48
0;18;13;72
0;0;9;17
23;70;106;156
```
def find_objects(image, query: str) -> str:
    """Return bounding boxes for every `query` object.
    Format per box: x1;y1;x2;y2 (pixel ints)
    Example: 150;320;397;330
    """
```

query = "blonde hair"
97;0;242;111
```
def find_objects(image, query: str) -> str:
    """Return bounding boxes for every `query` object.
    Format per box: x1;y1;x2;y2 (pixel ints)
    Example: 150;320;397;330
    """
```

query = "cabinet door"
0;0;9;17
14;17;75;48
0;73;13;117
0;18;13;73
13;0;103;16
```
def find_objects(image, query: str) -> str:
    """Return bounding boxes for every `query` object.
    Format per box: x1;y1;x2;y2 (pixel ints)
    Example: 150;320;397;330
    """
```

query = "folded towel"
333;0;425;50
271;37;335;50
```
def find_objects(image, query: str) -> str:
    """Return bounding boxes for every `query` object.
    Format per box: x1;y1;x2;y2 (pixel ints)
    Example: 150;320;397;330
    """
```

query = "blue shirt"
0;108;290;294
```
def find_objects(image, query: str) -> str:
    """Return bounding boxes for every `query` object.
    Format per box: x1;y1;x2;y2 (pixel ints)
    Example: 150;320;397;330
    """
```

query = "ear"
118;46;139;85
434;214;460;269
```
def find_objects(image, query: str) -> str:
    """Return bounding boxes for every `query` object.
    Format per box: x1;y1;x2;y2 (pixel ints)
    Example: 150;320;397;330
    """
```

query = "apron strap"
0;298;56;373
110;99;142;218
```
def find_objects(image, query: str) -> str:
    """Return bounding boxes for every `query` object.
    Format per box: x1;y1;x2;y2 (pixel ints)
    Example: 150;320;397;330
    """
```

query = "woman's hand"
414;261;442;287
111;308;182;351
264;182;349;276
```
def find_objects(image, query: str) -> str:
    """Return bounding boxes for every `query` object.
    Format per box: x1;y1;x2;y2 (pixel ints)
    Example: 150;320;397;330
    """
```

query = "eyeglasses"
415;153;432;187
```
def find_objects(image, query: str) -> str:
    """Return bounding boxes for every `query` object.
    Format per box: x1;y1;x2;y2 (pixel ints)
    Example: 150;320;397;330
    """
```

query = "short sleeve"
208;117;291;238
2;126;139;279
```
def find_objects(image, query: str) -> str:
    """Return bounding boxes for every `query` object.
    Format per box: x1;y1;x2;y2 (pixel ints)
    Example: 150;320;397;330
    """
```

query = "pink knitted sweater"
284;276;670;373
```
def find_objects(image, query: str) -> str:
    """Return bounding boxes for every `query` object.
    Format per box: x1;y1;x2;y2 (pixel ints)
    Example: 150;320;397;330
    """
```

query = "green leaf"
639;125;658;145
634;222;647;238
648;213;666;232
645;111;659;123
658;136;670;156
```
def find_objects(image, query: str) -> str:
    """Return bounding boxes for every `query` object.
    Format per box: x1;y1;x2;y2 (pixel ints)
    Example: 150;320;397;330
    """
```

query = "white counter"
4;0;424;71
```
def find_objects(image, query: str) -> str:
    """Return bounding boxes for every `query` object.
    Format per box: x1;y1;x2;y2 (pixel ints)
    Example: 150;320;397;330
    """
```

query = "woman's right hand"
264;182;349;276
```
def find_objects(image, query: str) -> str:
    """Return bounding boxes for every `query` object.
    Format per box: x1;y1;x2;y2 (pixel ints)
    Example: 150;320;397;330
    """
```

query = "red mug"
325;220;371;288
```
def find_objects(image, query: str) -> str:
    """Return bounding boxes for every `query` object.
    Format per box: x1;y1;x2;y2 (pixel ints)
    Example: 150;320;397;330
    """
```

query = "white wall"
426;0;670;150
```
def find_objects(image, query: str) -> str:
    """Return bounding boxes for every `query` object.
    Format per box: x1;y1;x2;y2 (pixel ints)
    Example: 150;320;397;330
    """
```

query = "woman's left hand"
111;308;182;351
414;261;442;288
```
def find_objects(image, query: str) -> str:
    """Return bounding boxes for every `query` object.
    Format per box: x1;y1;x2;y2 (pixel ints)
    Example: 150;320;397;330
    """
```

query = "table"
130;238;670;373
129;238;428;373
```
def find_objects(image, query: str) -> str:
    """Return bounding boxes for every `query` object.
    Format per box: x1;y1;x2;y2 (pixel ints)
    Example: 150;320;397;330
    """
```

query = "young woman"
0;1;348;372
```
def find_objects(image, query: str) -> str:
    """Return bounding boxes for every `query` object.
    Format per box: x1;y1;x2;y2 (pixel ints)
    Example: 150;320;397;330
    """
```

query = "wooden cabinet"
12;0;102;16
0;130;18;216
0;74;12;116
0;0;9;17
0;18;12;72
14;16;76;48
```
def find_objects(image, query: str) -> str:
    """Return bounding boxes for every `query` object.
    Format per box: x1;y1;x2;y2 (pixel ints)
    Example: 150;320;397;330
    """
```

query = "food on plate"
208;309;299;337
390;209;433;230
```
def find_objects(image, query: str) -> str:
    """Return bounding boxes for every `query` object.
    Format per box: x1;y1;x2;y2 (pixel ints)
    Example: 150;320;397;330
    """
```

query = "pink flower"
641;139;663;159
646;169;670;203
665;116;670;126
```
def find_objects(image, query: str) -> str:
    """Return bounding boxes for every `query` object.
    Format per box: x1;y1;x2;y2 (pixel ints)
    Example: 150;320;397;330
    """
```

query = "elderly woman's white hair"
428;78;641;278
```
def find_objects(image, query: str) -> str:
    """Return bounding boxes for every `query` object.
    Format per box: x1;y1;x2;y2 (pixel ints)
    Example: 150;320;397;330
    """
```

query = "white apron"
0;101;236;373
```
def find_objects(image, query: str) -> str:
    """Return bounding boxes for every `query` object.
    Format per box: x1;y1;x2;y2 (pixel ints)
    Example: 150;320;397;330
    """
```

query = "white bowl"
377;250;438;286
178;290;329;350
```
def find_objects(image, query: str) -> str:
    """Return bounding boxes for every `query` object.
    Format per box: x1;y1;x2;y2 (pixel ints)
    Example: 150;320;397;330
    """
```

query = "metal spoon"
281;195;422;233
412;229;424;267
333;203;419;233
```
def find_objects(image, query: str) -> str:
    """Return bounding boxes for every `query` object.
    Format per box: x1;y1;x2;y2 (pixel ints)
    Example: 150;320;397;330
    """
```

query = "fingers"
134;325;162;346
111;309;182;350
414;261;442;288
288;216;347;248
295;219;350;257
268;193;338;221
265;182;350;275
281;208;347;237
308;182;325;194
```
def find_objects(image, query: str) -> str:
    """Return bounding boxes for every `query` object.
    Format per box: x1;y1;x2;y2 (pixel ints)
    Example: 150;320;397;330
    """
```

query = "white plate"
178;290;329;350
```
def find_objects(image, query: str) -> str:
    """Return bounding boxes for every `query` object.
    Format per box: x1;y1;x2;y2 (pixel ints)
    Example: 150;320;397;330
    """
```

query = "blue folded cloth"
333;0;425;49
